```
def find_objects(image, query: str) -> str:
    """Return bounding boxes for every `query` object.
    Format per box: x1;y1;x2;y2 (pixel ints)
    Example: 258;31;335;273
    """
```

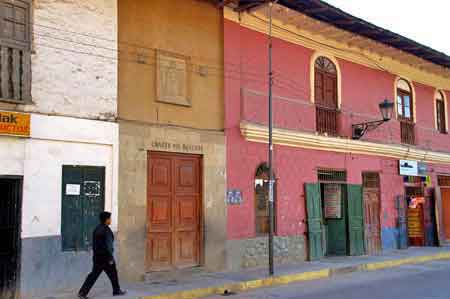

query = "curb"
140;251;450;299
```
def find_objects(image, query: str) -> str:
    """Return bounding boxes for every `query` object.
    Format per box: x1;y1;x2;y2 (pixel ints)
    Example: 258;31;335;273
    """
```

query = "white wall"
0;114;119;237
21;0;118;120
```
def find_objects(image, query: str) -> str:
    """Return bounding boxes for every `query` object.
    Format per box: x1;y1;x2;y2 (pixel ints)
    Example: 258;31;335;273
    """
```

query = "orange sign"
0;111;30;137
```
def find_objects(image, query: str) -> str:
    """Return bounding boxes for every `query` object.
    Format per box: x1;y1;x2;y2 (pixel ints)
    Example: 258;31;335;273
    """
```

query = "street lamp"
352;99;394;139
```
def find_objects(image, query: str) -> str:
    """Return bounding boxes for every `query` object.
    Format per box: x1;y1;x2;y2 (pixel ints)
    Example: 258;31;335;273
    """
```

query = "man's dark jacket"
92;224;114;262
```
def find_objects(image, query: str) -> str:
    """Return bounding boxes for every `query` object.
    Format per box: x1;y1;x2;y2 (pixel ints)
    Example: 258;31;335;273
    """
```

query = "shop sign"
323;184;341;219
399;160;428;176
0;111;30;137
226;189;242;205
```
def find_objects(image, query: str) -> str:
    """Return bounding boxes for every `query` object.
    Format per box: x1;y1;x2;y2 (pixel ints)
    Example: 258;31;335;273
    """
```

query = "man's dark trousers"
79;256;121;296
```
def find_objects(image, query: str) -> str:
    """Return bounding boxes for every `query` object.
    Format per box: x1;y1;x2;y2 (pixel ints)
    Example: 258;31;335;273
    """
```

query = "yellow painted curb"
365;252;450;271
140;252;450;299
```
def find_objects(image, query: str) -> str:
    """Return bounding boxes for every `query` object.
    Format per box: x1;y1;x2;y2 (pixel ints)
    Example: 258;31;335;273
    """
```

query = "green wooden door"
61;166;84;251
81;167;106;249
347;184;365;256
62;166;105;251
326;184;347;256
305;183;323;261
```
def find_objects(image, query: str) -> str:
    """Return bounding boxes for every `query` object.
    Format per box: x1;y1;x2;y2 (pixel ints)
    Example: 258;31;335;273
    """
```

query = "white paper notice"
66;184;81;196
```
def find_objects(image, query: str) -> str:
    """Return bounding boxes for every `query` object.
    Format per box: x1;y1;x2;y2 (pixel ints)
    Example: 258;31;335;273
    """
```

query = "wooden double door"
147;152;202;271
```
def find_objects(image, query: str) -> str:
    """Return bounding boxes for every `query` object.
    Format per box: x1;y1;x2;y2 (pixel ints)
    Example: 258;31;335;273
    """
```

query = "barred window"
0;0;32;103
314;56;339;136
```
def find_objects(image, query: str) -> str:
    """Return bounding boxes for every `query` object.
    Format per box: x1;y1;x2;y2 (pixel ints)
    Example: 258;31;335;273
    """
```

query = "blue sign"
227;190;243;205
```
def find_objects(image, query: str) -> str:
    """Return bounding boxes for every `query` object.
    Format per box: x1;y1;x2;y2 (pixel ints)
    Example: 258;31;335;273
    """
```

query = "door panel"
424;188;437;246
61;166;105;250
441;188;450;240
0;178;22;299
305;183;323;261
347;185;365;256
147;152;201;271
363;190;381;255
326;184;346;256
362;172;381;255
397;195;409;249
147;233;172;270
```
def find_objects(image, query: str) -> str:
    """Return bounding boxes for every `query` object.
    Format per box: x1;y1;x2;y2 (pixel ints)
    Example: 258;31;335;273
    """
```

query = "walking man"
78;212;126;299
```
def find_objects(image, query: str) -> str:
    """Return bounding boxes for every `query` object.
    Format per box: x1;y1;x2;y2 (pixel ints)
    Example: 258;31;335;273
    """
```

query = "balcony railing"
316;106;338;136
400;121;415;145
0;45;31;102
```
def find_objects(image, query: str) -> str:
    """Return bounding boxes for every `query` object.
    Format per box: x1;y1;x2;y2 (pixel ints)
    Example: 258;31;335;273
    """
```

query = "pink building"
223;1;450;270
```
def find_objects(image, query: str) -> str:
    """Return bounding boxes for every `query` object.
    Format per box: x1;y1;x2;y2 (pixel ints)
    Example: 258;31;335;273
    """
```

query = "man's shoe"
113;290;127;296
78;293;88;299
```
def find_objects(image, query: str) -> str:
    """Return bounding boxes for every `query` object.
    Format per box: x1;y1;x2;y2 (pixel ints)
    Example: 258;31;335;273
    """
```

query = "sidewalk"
33;247;450;299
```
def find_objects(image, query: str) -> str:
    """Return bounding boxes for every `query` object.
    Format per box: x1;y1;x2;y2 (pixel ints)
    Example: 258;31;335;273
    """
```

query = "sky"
322;0;450;55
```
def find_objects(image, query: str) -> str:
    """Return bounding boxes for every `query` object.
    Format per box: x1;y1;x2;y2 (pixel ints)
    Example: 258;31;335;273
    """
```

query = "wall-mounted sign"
0;111;30;137
323;184;341;219
399;160;428;176
227;189;242;205
66;184;81;196
151;141;203;153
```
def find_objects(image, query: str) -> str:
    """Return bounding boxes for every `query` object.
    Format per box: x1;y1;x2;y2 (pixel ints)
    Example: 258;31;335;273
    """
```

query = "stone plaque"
156;50;191;106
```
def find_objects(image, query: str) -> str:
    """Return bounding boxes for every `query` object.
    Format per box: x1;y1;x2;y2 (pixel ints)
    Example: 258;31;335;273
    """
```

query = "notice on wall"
66;184;81;196
324;184;341;219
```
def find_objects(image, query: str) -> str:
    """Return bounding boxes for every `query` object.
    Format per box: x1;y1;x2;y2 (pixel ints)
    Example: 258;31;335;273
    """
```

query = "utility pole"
267;0;275;276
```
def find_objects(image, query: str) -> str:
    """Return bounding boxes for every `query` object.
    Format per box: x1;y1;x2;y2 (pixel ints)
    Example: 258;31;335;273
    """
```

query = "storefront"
399;160;438;247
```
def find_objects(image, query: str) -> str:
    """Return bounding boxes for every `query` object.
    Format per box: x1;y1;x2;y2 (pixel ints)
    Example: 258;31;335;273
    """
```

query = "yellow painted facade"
118;0;224;130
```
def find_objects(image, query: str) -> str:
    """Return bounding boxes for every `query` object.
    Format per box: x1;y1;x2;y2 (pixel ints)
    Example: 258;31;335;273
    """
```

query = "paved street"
206;260;450;299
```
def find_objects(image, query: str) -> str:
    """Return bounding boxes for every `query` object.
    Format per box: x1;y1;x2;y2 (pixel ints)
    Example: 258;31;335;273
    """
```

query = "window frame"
435;91;447;134
254;163;277;236
0;0;32;104
397;88;413;122
0;0;32;50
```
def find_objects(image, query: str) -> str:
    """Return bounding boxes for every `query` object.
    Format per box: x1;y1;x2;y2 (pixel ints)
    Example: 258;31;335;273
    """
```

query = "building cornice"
240;121;450;164
224;7;450;90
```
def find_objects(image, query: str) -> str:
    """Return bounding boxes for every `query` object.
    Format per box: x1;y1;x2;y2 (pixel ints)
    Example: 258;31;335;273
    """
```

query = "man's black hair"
99;211;112;224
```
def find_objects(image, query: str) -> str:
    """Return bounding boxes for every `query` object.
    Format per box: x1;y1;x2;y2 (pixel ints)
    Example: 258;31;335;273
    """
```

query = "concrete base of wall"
226;235;306;271
381;227;400;251
19;236;111;298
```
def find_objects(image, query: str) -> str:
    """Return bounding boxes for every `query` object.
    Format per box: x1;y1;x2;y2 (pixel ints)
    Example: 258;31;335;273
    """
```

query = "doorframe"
0;175;23;299
146;151;205;270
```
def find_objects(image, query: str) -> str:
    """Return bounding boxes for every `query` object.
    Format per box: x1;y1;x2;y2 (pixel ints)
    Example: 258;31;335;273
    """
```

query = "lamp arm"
352;119;387;139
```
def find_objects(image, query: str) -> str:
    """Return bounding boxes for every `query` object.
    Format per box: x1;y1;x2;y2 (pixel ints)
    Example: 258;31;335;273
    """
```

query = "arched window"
436;91;447;133
254;163;276;235
396;79;413;121
396;78;415;144
314;56;338;135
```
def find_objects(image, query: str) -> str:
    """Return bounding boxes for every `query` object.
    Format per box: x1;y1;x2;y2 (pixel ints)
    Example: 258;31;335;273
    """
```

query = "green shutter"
62;166;106;251
305;183;323;261
61;166;83;251
347;184;365;256
81;167;106;249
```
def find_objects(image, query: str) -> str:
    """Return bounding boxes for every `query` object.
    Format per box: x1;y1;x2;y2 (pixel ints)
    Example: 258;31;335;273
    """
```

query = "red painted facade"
224;19;450;249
